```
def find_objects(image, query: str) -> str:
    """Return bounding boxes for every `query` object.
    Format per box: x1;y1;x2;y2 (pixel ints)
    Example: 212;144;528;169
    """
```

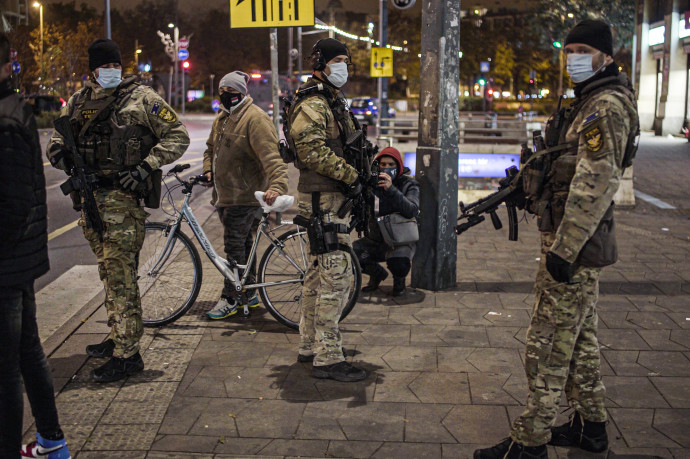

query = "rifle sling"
511;142;576;190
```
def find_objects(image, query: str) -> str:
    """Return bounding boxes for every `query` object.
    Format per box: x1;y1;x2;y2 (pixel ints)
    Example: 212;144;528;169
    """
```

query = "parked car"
350;97;396;124
24;94;65;115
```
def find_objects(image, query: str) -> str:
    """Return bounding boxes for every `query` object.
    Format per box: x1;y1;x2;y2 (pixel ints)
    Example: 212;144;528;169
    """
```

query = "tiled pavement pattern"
25;137;690;458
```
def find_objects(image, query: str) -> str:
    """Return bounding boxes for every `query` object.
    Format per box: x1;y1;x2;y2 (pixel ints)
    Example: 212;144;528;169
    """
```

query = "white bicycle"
138;163;361;329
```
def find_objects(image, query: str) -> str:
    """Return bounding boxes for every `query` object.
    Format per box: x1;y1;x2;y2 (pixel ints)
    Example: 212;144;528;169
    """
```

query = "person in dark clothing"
0;34;71;459
353;147;420;296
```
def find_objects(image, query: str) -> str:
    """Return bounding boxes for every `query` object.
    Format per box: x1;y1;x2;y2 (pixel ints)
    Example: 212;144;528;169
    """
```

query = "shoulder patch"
584;126;603;152
150;102;161;116
158;107;177;123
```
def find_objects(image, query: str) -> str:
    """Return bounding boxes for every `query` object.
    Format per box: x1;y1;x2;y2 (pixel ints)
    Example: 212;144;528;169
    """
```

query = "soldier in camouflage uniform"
47;39;189;383
289;38;367;382
475;20;639;459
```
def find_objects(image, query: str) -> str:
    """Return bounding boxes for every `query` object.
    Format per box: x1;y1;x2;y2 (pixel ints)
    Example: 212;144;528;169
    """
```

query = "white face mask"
566;52;605;84
96;67;122;89
326;62;348;88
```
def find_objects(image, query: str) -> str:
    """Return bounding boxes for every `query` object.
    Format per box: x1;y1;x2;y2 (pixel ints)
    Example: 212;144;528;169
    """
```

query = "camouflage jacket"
289;78;358;193
549;72;638;263
47;79;189;173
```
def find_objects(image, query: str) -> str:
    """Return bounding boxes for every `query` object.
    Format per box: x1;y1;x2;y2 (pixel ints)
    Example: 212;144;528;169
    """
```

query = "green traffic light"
553;41;562;49
478;78;486;85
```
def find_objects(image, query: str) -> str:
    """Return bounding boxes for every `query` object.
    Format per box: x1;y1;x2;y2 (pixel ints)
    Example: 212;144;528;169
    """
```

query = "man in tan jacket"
203;71;288;319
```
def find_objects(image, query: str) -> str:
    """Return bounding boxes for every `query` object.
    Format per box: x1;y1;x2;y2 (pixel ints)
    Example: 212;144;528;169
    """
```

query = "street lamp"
33;2;43;84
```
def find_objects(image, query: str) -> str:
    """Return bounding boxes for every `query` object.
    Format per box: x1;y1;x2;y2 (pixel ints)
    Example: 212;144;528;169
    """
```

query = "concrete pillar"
411;0;460;291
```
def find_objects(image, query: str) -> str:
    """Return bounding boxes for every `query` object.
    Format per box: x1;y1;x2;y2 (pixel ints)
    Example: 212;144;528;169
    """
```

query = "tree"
492;41;515;90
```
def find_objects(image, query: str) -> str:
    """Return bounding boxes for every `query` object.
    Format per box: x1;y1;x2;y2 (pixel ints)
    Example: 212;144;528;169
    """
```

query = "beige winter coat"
203;96;288;207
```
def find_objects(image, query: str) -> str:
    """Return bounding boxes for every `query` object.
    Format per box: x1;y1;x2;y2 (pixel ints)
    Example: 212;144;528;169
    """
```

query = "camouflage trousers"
82;189;147;359
297;191;352;367
511;233;607;446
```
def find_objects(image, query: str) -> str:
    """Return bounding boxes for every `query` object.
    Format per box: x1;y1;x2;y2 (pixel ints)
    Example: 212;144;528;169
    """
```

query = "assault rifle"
54;116;105;241
336;123;379;237
455;130;547;241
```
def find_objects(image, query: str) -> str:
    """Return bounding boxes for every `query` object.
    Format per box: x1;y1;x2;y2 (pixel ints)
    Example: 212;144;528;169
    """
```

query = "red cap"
376;147;403;178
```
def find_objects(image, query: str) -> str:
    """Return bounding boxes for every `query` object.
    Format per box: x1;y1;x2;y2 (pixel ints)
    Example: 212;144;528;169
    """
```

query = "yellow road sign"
370;47;393;78
230;0;315;28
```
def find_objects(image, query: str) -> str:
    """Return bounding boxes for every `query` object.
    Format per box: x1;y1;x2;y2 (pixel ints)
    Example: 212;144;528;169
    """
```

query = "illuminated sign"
403;152;521;178
649;25;665;46
230;0;315;28
680;18;690;39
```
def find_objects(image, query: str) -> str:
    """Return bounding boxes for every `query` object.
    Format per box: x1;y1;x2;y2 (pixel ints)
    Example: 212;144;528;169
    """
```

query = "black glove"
48;148;71;171
343;179;362;199
118;161;153;191
546;251;576;283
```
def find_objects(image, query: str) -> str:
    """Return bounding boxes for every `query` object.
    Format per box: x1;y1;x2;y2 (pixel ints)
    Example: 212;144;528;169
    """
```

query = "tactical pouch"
125;138;142;166
293;214;343;255
143;169;163;209
522;155;547;199
577;204;617;267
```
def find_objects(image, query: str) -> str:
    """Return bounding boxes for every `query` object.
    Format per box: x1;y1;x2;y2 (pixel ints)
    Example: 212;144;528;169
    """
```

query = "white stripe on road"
634;190;677;209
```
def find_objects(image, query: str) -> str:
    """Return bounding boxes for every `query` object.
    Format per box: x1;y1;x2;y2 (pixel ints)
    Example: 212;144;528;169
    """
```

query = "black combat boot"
474;438;547;459
85;339;115;358
391;277;406;296
92;352;144;383
549;411;608;453
361;265;388;292
312;361;368;382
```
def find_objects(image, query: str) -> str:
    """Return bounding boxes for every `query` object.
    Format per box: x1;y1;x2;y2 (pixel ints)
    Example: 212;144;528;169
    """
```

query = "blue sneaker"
21;433;71;458
246;292;260;308
206;297;238;320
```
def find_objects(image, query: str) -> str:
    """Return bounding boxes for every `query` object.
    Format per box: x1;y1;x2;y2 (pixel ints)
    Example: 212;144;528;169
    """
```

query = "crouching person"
353;147;419;296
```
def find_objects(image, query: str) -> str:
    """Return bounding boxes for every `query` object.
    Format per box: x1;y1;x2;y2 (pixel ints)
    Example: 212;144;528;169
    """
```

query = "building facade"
635;0;690;135
1;0;29;32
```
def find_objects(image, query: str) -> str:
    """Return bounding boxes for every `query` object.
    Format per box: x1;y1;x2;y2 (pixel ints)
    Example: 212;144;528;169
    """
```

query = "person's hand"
203;171;213;187
118;162;153;191
344;179;362;199
49;148;71;172
378;172;393;191
264;189;280;205
546;251;576;283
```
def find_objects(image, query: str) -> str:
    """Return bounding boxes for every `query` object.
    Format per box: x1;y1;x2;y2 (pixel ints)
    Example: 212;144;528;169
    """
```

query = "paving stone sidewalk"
26;139;690;459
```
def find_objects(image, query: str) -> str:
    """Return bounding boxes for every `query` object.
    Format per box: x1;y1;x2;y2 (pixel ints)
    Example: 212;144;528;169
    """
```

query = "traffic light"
478;77;486;86
182;60;190;70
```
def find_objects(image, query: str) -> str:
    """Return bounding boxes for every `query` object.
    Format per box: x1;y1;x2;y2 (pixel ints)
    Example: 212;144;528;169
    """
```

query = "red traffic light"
487;89;494;95
529;79;534;84
182;61;190;70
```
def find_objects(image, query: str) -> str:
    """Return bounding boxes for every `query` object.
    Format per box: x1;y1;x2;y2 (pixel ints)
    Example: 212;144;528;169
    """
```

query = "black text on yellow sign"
370;47;393;78
230;0;315;28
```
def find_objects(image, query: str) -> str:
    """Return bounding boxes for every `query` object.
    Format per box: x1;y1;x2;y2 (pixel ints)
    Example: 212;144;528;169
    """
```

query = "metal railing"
376;114;535;145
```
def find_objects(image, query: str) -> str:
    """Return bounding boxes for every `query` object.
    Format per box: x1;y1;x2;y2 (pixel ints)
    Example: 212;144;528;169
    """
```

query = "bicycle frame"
151;188;308;295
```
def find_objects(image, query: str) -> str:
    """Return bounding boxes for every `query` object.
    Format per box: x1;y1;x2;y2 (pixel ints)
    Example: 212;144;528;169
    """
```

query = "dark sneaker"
85;339;115;358
21;432;71;459
92;352;144;383
298;348;347;363
549;411;608;453
474;438;547;459
361;265;388;293
312;361;367;382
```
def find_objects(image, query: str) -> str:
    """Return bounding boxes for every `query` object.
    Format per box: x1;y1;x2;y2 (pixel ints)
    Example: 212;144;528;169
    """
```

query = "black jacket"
0;78;49;286
374;168;420;219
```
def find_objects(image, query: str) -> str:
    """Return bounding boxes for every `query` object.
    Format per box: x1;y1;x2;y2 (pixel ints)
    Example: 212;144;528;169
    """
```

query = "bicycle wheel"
139;222;203;327
258;228;361;330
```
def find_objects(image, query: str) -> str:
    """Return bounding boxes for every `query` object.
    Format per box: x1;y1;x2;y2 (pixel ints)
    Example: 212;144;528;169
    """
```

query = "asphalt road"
36;115;216;291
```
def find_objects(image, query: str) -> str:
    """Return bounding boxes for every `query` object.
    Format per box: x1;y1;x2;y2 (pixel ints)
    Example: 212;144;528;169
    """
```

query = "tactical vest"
70;77;157;177
287;82;356;193
526;73;639;267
